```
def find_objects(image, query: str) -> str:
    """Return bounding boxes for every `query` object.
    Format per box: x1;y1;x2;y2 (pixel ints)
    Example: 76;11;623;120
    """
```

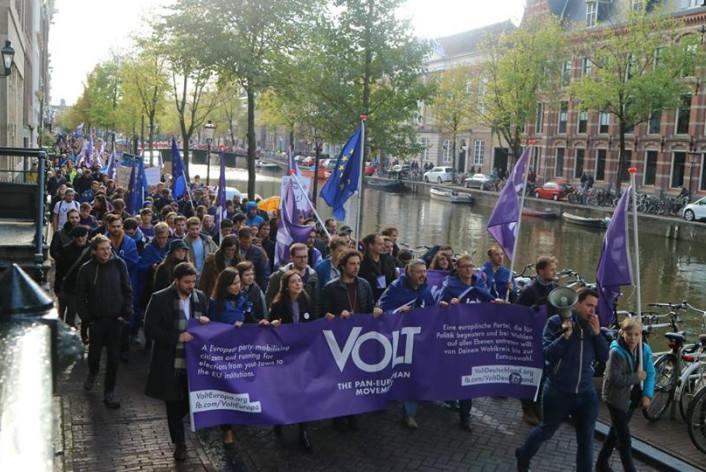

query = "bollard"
0;264;83;471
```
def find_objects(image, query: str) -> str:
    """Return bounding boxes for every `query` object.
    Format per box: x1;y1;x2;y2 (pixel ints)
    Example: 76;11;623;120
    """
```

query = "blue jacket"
208;293;253;325
377;275;436;314
481;261;517;302
602;339;656;411
246;202;264;226
543;313;610;395
314;257;339;296
436;275;494;305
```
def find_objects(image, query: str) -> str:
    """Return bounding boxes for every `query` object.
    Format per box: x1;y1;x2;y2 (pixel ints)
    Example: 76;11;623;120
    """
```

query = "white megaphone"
548;286;578;321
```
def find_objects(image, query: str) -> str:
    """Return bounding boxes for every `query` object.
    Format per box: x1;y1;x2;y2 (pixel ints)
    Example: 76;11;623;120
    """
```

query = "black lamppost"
1;40;15;77
204;120;216;186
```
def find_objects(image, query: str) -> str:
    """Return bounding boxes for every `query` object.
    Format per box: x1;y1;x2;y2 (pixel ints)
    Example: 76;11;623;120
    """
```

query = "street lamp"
204;120;216;186
1;40;15;77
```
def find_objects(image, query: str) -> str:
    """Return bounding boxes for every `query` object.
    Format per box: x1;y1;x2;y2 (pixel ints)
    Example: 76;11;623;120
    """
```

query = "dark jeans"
597;403;637;472
87;318;123;393
166;374;190;444
59;293;77;327
517;385;599;472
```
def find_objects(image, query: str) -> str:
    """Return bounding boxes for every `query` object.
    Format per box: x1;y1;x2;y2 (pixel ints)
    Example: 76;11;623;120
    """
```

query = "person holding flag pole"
594;169;655;472
486;142;534;301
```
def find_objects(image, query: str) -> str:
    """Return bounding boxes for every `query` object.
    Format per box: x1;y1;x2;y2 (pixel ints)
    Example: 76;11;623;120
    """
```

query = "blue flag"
171;136;187;199
216;151;227;232
125;155;145;215
75;123;84;137
596;186;633;326
320;126;363;220
486;146;531;262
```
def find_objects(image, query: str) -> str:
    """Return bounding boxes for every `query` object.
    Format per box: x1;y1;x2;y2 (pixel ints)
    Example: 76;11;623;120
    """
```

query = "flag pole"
355;115;367;242
289;171;332;240
506;142;534;301
628;168;643;370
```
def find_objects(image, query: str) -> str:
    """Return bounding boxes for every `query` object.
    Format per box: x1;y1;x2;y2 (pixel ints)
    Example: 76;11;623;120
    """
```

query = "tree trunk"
247;86;257;200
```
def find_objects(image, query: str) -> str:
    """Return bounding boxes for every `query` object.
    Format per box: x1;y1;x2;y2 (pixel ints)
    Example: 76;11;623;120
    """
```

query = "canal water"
190;164;706;339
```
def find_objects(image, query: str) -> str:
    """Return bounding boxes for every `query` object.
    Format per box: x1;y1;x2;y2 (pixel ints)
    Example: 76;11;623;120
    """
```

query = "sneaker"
83;374;96;392
174;442;187;461
403;416;418;430
103;391;122;409
515;448;531;472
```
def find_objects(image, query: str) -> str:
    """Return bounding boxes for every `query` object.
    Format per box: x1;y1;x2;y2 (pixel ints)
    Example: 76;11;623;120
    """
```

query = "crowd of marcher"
48;139;654;471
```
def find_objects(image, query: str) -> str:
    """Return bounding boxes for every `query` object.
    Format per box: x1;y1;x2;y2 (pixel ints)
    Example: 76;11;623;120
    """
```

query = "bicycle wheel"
680;364;706;421
586;196;598;207
687;384;706;454
643;353;676;421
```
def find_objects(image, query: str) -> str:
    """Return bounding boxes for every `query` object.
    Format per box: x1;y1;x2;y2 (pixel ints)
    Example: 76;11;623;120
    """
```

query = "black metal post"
34;151;46;283
312;141;321;208
206;143;212;186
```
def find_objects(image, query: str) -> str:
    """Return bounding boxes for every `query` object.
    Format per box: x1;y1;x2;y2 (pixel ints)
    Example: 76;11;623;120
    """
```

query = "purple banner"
185;303;545;430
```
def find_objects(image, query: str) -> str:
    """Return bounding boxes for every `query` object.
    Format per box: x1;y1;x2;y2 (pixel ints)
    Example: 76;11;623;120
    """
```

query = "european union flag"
320;126;362;220
171;136;187;199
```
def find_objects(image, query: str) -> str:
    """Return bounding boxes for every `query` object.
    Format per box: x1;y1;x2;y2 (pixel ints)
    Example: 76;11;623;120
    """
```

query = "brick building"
523;0;706;196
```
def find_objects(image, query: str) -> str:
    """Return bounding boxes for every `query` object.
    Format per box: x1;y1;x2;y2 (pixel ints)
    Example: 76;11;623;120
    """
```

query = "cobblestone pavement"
58;343;666;472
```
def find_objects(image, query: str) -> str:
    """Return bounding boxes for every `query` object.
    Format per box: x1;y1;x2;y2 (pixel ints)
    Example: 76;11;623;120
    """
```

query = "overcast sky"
49;0;526;105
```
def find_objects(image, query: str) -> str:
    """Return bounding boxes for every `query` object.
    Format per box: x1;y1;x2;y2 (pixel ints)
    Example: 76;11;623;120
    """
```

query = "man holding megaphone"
515;288;609;472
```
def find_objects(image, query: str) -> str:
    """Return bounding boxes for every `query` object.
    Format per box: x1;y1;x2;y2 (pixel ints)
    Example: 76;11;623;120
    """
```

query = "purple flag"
596;186;633;326
74;123;84;137
76;138;88;168
86;137;94;168
275;176;315;268
486;147;531;262
185;303;545;429
215;151;227;232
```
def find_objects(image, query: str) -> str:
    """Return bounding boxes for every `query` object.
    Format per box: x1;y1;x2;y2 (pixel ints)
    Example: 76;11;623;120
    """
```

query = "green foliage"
476;15;566;161
568;3;705;187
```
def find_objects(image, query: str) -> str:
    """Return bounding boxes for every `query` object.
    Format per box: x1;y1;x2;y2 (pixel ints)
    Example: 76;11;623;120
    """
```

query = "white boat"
429;187;474;204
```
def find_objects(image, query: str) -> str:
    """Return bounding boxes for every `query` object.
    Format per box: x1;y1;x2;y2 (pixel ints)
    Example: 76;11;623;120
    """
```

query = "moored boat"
366;180;405;192
429;187;474;204
300;167;328;179
563;212;610;228
522;208;560;218
258;161;281;171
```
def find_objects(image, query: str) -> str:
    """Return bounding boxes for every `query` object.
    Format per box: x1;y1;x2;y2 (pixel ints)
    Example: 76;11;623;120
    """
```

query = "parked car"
424;166;453;183
682;197;706;222
534;181;568;201
464;173;494;190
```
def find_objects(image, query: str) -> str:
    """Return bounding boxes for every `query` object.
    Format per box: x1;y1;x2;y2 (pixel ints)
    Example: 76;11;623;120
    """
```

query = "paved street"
58;344;662;472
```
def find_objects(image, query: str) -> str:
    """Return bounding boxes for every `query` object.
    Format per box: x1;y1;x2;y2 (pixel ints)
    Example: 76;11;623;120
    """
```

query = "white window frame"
578;110;588;134
595;148;607;181
582;57;593;77
586;2;598;27
689;0;701;9
555;148;565;177
473;140;484;165
599;112;610;133
675;96;692;135
558;102;568;134
574;148;585;179
643;150;658;186
670;151;687;188
562;60;572;86
443;139;452;163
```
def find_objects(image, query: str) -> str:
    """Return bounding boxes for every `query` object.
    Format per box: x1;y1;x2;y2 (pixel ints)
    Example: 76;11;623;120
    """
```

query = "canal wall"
370;177;706;242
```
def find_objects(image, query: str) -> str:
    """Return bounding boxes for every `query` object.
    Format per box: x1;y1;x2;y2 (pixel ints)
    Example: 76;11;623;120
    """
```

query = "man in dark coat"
359;233;398;302
144;262;209;462
238;226;268;290
76;234;134;409
56;226;90;327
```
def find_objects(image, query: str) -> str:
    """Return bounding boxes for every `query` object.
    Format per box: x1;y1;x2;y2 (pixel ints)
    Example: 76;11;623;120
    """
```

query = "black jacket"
75;255;133;321
359;253;398;302
241;245;268;290
270;293;316;324
56;241;89;293
516;279;560;317
321;277;375;316
144;285;208;402
50;221;75;260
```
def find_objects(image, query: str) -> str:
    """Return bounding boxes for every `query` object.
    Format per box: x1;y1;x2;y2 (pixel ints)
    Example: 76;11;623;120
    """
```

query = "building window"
582;58;593;77
620;150;632;182
532;146;541;173
701;154;706;191
671;152;686;187
643;151;658;186
574;148;585;178
676;96;691;134
586;2;598;27
596;149;607;181
473;140;485;165
535;103;544;134
562;60;571;86
689;0;702;8
555;148;565;177
558;102;568;134
578;110;588;133
648;112;661;134
599;112;610;133
443;139;452;162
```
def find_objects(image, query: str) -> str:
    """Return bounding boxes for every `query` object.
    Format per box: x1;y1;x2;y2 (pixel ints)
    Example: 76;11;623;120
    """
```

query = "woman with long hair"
430;250;453;271
199;235;243;298
236;261;268;321
208;267;269;449
269;270;317;452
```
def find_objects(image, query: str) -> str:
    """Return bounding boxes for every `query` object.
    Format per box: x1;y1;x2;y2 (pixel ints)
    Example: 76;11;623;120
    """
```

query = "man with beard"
52;188;80;230
359;233;398;302
56;226;90;327
144;262;209;461
76;235;133;409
